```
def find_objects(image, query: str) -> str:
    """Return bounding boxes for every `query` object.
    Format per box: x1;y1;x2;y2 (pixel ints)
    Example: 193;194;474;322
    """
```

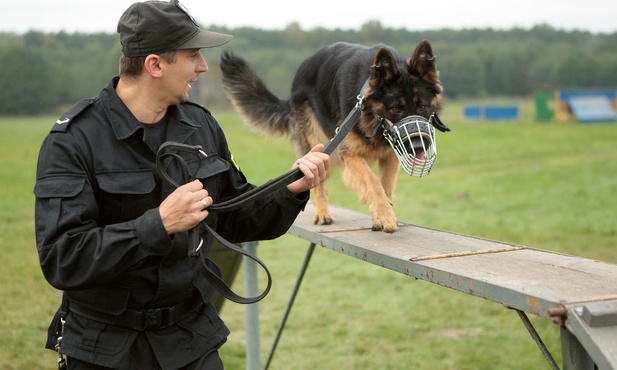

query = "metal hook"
195;238;204;253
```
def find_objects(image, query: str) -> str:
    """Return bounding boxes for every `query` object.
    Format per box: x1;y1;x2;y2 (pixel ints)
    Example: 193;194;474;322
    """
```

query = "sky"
1;0;615;35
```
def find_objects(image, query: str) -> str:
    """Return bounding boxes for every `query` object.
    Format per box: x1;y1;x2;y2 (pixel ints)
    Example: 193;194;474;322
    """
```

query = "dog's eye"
417;104;427;113
389;106;403;114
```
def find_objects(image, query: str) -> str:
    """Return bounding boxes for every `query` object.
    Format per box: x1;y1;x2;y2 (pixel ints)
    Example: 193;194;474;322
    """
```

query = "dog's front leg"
312;181;333;225
379;153;400;202
342;155;398;233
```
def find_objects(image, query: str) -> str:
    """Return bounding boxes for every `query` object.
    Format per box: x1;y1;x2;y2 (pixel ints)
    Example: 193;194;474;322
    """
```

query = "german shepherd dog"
220;40;449;233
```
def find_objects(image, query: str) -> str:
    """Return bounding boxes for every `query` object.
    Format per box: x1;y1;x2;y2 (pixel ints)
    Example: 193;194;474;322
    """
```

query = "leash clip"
356;78;370;110
356;93;365;110
55;317;67;369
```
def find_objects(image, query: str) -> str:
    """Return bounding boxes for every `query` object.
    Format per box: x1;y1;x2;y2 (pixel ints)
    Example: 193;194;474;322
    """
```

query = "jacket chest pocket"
95;170;157;224
187;156;230;202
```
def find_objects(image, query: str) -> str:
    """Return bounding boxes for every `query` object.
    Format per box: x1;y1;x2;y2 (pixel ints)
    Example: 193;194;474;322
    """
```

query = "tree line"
1;22;616;115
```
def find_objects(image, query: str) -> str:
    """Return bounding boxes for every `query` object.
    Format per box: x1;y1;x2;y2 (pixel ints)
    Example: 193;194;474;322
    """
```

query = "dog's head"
361;40;450;176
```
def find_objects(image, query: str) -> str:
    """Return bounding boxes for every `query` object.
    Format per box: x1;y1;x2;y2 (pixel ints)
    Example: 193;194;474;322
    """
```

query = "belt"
68;294;203;331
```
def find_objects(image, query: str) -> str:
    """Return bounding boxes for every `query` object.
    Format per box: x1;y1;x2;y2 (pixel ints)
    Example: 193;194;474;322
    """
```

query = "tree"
438;46;487;98
0;44;60;115
1;26;616;115
360;21;385;46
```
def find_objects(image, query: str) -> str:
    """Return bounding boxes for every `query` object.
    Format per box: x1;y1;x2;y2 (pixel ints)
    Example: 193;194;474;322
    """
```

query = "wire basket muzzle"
382;115;437;177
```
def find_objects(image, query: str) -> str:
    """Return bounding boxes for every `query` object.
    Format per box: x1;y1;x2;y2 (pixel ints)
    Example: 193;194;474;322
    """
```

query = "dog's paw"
371;217;398;233
313;213;333;225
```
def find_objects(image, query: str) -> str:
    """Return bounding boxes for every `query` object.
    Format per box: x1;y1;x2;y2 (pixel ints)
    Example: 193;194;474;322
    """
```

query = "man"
33;1;329;369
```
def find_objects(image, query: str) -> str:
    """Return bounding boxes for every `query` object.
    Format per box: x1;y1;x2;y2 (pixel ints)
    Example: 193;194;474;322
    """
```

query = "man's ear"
144;54;163;78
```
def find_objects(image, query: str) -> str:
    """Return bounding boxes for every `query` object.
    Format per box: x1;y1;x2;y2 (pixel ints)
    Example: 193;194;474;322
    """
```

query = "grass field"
1;101;616;369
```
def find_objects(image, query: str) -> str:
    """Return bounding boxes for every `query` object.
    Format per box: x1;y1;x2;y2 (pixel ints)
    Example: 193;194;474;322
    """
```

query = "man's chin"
177;93;190;104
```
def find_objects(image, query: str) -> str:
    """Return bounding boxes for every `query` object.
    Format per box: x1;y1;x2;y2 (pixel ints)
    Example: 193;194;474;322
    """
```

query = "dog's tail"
220;50;292;137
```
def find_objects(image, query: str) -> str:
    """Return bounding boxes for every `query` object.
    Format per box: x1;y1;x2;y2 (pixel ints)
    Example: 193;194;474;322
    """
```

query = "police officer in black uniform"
33;1;330;369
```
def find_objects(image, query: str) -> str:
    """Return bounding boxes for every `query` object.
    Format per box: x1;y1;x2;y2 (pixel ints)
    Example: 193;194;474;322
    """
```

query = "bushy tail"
220;50;292;137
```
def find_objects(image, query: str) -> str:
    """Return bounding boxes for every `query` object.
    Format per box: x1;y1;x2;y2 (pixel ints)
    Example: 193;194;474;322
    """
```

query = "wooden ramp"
283;203;617;369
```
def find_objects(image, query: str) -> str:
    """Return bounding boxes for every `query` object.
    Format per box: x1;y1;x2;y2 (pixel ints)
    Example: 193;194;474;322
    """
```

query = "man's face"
161;48;208;105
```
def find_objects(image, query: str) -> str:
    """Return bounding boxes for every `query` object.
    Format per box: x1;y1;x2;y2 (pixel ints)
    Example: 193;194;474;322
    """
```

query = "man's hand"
287;143;330;195
159;179;212;234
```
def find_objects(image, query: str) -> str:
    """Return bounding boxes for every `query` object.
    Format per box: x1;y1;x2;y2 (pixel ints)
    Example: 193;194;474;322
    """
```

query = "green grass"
1;102;616;369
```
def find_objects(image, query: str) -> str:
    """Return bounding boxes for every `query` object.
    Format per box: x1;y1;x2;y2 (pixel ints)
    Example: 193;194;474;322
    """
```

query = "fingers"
287;145;330;195
200;195;213;210
302;145;330;180
296;159;324;183
181;181;212;213
160;180;212;234
309;143;325;153
182;180;210;211
184;178;204;191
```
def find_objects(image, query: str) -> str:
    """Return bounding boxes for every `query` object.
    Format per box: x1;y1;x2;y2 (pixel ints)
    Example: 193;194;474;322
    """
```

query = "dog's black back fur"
289;43;387;136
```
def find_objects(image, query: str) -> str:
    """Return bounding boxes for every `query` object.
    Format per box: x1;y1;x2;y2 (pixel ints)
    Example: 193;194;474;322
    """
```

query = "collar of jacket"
101;76;201;143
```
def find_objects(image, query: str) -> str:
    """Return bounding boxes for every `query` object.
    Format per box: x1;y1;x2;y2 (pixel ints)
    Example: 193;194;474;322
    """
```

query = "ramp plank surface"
289;203;617;318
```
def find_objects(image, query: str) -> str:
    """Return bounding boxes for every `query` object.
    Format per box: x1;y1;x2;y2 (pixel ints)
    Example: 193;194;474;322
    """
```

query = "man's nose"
197;52;208;73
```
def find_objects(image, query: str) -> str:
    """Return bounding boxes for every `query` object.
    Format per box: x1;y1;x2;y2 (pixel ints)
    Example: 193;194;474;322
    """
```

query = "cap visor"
177;30;233;49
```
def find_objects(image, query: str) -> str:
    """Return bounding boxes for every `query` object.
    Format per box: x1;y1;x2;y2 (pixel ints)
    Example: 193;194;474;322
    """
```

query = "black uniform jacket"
34;77;308;369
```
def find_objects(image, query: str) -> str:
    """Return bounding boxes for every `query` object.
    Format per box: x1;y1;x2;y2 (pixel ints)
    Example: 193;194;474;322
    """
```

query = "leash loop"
156;142;273;304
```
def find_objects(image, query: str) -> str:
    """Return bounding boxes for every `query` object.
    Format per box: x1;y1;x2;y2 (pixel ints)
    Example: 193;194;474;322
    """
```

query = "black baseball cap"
117;0;233;57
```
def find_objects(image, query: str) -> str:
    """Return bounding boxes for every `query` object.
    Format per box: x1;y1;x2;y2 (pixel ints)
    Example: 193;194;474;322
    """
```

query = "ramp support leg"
516;309;561;370
560;326;596;370
264;242;316;370
244;241;261;370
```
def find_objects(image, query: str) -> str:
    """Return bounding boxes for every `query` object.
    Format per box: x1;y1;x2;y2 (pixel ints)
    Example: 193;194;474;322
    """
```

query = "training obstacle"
463;104;519;121
554;89;617;123
239;204;617;370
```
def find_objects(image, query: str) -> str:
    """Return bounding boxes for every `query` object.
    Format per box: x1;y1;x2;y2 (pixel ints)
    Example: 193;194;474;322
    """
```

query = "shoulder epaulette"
185;100;212;115
51;98;95;132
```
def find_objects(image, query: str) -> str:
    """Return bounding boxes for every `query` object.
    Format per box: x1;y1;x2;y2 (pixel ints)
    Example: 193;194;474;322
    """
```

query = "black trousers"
66;338;224;370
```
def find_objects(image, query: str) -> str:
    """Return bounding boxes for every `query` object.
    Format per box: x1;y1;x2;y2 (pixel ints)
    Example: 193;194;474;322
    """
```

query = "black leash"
156;143;275;304
156;83;367;304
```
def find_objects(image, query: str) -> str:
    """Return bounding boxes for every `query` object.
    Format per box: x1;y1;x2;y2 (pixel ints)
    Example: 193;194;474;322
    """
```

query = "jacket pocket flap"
193;156;230;179
34;175;86;198
96;170;155;195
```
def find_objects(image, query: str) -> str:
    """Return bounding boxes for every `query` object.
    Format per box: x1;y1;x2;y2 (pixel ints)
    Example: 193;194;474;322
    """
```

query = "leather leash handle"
156;142;272;304
198;223;272;304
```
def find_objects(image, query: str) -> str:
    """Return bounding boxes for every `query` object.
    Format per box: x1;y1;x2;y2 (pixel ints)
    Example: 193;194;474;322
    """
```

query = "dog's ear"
407;39;439;84
370;47;401;86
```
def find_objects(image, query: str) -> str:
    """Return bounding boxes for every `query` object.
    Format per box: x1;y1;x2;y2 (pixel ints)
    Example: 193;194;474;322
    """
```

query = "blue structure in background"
463;105;519;121
558;89;617;101
558;89;617;123
463;106;482;119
